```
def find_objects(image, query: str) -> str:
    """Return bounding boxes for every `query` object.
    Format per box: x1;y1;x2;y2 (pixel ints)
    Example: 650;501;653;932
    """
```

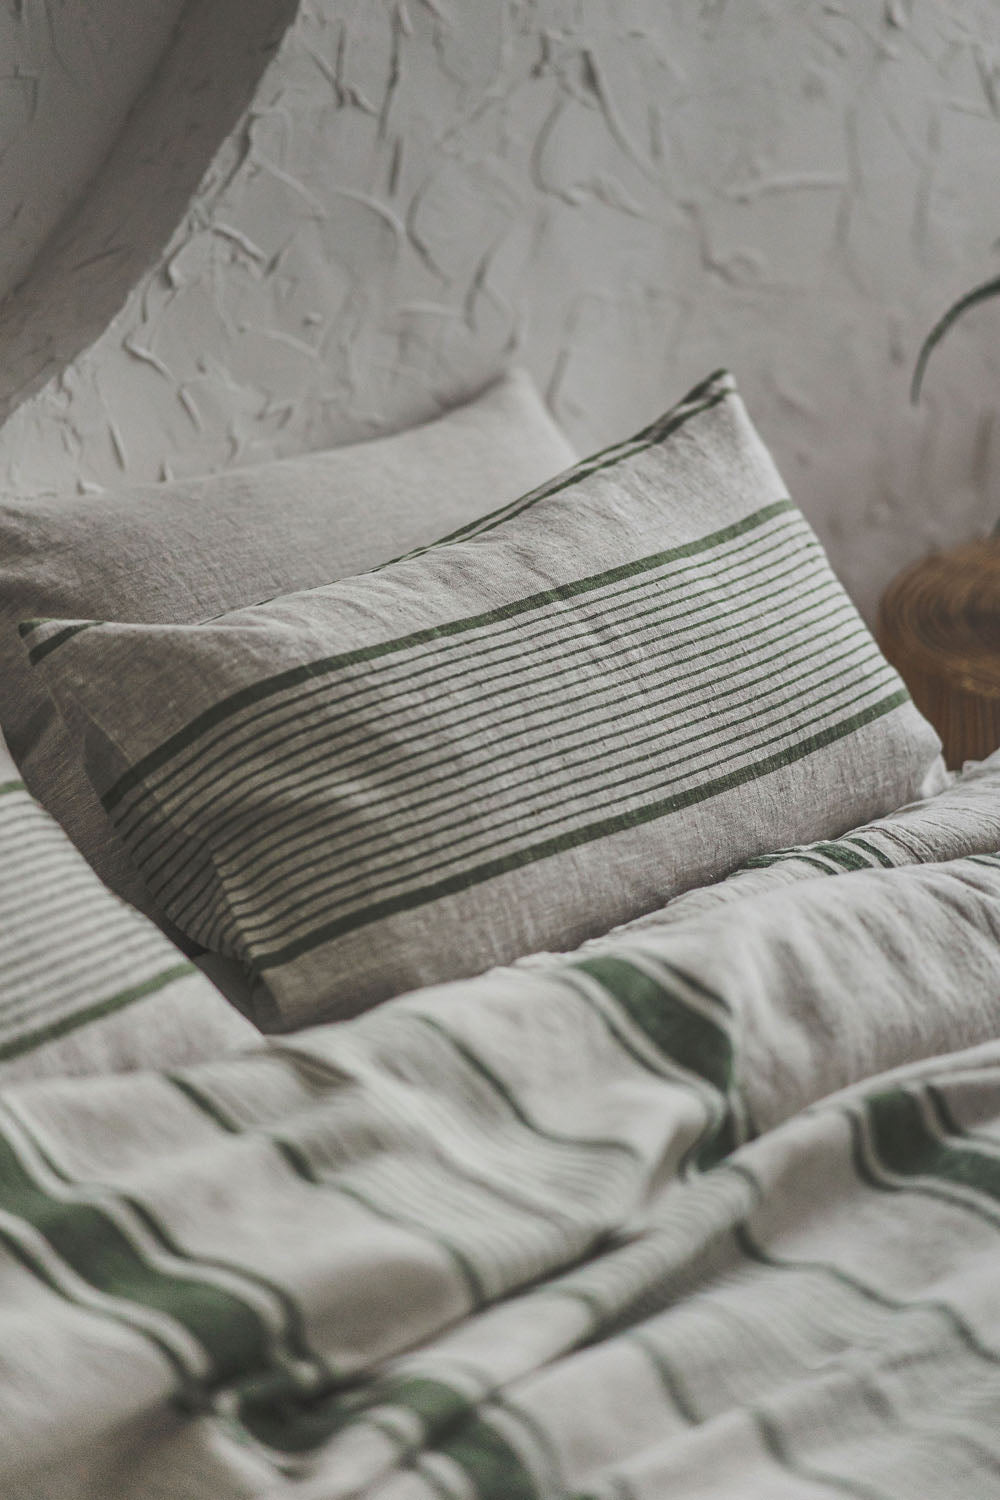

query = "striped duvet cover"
6;758;1000;1498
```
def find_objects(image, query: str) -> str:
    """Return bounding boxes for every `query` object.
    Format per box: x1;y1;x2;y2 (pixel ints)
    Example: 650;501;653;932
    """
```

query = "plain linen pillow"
0;728;257;1082
27;371;943;1030
0;370;576;912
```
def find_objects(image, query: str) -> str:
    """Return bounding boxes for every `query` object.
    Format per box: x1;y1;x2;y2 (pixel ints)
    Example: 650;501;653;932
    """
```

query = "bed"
2;369;1000;1499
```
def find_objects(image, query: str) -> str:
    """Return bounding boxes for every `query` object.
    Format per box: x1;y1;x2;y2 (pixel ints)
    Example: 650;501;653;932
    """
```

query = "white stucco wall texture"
2;0;1000;622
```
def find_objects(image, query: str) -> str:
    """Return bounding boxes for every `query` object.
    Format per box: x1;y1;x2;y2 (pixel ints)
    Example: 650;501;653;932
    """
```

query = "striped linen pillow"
0;729;258;1080
0;369;575;918
26;371;943;1028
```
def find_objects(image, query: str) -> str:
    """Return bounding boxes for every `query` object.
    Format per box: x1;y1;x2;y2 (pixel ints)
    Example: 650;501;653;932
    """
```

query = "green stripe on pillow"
0;744;257;1081
27;371;941;1027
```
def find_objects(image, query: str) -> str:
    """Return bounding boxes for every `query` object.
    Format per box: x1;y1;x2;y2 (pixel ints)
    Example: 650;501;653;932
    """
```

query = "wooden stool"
877;539;1000;770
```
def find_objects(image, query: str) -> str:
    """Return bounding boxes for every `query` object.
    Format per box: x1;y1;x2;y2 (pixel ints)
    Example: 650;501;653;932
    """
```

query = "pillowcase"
26;371;943;1029
0;369;577;914
0;728;258;1082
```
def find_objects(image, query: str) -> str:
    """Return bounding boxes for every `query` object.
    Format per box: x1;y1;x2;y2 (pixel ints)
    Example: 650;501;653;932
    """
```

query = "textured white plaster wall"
2;0;1000;621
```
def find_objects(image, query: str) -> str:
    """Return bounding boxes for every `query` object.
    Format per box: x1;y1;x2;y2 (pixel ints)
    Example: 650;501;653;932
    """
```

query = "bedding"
0;728;257;1084
0;368;576;916
3;755;1000;1497
590;749;994;937
26;371;943;1027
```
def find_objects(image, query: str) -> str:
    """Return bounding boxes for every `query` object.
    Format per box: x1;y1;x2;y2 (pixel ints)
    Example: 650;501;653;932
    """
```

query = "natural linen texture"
0;368;576;914
0;730;257;1083
4;762;1000;1497
27;371;942;1026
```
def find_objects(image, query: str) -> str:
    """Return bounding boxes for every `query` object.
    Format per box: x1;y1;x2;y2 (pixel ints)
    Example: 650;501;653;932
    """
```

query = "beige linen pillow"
0;370;576;913
0;728;257;1082
27;372;943;1029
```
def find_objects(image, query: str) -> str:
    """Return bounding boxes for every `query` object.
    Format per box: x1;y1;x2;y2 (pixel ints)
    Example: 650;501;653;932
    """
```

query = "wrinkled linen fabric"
0;729;257;1083
0;369;576;915
4;760;1000;1497
591;744;1000;938
26;372;942;1027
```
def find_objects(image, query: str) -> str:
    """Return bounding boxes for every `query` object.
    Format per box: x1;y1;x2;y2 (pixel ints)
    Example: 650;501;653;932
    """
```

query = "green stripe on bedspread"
4;762;1000;1494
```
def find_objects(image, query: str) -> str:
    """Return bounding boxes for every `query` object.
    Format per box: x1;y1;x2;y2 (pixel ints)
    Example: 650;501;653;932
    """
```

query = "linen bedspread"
6;761;1000;1498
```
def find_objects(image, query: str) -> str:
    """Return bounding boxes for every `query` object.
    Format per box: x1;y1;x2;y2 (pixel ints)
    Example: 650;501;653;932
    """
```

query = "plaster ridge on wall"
0;1;998;629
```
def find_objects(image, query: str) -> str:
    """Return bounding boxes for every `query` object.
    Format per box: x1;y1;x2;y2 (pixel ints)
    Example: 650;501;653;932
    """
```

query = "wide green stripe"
156;588;857;923
487;1393;565;1497
846;1106;1000;1236
99;498;795;813
0;779;25;796
25;620;102;665
566;954;746;1176
572;957;733;1094
842;835;896;869
239;1366;543;1494
0;1216;194;1393
744;851;840;875
807;842;873;872
0;1123;272;1389
9;1099;321;1377
438;1411;541;1500
561;968;722;1090
217;655;899;955
0;961;194;1062
738;829;903;875
559;970;733;1173
863;1088;1000;1211
119;519;819;853
250;691;907;976
237;1372;471;1455
691;1111;745;1173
